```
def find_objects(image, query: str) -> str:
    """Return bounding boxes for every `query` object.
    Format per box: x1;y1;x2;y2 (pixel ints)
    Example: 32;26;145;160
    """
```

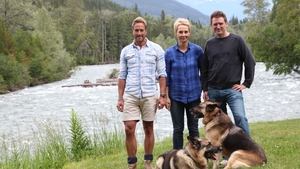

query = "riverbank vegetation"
0;110;124;169
0;116;299;169
0;0;299;93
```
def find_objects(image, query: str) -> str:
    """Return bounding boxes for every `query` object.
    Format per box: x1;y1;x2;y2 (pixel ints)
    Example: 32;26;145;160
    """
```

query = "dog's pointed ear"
187;136;196;144
206;103;218;112
187;136;201;149
207;100;222;107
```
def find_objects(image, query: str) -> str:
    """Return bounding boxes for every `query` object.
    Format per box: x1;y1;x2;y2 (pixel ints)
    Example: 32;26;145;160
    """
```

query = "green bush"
0;53;30;91
108;68;119;79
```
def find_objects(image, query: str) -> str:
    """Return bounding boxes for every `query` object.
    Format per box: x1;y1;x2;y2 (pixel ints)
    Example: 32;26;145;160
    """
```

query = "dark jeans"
208;87;250;135
170;99;200;149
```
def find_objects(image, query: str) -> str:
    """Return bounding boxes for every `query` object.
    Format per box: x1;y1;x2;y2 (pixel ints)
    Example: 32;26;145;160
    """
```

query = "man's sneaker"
128;163;137;169
144;160;153;169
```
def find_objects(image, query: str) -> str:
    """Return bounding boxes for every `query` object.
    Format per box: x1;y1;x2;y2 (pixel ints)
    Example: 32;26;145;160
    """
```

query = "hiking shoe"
128;163;137;169
144;160;153;169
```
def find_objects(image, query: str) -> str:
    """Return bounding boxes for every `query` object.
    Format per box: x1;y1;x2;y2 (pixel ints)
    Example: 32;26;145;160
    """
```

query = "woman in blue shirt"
165;18;204;149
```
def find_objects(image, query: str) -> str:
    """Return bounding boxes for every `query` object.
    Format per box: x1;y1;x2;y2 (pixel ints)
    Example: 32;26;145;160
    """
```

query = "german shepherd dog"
155;136;221;169
191;101;267;169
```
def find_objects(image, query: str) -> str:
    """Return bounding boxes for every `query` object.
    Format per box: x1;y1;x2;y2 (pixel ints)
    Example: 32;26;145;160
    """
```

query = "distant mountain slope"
110;0;209;24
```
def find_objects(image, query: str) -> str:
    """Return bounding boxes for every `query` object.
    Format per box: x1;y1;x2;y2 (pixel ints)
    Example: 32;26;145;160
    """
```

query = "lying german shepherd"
191;101;267;169
155;136;221;169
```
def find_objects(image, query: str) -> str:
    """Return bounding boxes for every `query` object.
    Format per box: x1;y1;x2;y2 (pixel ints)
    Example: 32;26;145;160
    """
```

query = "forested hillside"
110;0;209;24
0;0;298;93
0;0;210;93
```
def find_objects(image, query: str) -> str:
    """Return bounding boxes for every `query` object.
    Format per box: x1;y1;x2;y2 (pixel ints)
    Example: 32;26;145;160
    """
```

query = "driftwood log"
62;79;118;88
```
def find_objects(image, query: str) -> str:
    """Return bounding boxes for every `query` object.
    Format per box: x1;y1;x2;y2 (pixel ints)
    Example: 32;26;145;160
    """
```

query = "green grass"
1;118;299;169
63;119;300;169
250;120;300;169
0;123;69;169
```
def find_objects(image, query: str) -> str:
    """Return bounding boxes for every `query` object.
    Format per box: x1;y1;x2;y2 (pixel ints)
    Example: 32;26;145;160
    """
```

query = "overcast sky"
175;0;246;19
176;0;273;19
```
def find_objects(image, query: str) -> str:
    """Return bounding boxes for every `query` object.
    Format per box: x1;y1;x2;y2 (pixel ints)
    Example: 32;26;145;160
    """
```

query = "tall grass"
0;110;124;169
0;123;68;169
31;124;68;169
97;127;124;155
0;141;30;169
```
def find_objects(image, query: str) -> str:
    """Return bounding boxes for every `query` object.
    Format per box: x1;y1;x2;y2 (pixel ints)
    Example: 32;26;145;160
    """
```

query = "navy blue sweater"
202;33;255;90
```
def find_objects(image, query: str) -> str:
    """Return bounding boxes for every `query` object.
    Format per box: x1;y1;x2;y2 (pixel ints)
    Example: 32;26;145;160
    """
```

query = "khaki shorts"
122;94;158;122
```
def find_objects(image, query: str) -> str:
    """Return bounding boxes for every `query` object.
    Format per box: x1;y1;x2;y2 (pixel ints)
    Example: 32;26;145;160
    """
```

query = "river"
0;63;300;145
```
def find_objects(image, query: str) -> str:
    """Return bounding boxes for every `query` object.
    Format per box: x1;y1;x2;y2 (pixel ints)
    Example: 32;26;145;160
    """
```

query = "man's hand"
232;84;246;92
116;99;124;112
203;91;209;101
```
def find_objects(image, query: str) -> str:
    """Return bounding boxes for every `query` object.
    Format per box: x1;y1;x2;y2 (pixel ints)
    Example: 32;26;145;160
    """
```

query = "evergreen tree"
160;10;165;22
229;16;239;25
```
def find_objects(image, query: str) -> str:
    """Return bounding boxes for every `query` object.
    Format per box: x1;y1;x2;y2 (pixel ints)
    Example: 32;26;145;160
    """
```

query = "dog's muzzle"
189;107;204;119
204;145;222;160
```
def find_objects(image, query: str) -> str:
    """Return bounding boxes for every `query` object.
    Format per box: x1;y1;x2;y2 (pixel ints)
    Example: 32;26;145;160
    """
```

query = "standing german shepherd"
191;101;267;169
155;136;219;169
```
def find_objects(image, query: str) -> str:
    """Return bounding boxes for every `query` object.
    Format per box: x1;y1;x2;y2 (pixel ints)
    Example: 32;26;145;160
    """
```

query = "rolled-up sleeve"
118;49;127;80
156;45;167;78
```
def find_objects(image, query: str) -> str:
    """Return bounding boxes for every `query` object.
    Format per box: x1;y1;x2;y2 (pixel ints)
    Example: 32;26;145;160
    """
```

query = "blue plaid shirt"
118;39;167;98
165;42;204;103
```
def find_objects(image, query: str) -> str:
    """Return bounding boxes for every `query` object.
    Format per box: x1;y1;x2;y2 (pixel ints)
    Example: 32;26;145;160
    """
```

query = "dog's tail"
259;147;268;164
156;150;178;169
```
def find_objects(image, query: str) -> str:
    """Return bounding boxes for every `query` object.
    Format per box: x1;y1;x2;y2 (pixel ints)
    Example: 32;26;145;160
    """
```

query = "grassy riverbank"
1;118;299;169
63;118;300;169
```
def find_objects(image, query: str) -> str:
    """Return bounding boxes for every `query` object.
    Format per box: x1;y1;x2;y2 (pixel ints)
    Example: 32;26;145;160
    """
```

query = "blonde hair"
132;16;147;29
173;18;191;35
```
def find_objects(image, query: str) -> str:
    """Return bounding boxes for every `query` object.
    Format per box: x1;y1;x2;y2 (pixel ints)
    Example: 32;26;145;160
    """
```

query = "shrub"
108;68;119;79
70;110;91;161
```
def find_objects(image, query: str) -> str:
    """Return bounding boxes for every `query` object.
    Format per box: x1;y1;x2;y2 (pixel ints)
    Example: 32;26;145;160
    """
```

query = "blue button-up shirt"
118;39;167;98
165;42;204;103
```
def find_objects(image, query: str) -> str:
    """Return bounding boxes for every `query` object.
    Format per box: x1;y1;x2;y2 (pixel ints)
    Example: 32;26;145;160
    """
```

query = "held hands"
157;95;171;111
157;96;167;109
166;97;171;111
